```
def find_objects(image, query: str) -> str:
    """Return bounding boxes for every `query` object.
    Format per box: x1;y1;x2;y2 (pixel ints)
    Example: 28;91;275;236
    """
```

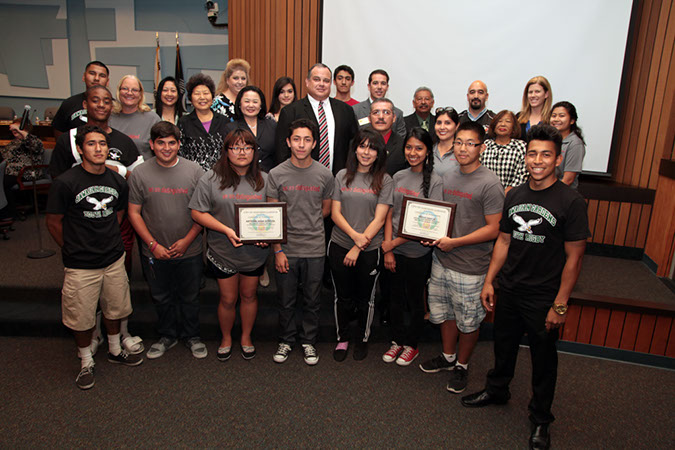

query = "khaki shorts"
61;253;132;331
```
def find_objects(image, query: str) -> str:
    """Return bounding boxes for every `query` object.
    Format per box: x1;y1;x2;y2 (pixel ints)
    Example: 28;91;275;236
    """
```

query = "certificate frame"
235;202;287;244
397;196;456;242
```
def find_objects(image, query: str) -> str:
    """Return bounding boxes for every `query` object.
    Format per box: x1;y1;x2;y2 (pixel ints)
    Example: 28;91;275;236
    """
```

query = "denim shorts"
427;254;486;332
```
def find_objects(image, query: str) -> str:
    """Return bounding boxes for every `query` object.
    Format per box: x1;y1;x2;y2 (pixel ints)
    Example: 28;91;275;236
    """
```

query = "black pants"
328;241;380;343
389;252;431;348
486;290;559;425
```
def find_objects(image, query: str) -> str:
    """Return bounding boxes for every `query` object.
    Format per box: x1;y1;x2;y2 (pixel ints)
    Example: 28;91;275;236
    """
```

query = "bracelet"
150;241;158;252
275;249;284;254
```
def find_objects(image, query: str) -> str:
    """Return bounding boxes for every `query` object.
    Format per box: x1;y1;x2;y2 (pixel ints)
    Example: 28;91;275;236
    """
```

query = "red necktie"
318;101;330;168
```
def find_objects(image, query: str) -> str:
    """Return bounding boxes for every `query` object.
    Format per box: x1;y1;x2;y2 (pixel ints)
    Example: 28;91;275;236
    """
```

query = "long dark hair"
405;127;434;198
269;77;297;115
211;128;264;191
344;128;387;194
233;85;267;121
551;101;585;144
154;77;185;117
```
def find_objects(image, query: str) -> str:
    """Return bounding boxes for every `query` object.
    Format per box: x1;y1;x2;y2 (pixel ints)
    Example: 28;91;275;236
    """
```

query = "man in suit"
404;87;436;134
275;63;358;175
352;69;406;137
458;80;496;132
369;98;406;176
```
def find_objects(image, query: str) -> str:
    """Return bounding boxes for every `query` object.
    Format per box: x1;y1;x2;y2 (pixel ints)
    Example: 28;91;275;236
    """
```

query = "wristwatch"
552;303;568;315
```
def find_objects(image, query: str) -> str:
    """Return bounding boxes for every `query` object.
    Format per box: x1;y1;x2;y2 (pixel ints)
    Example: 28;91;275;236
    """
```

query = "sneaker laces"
303;345;317;357
277;343;291;355
400;347;416;360
385;344;402;357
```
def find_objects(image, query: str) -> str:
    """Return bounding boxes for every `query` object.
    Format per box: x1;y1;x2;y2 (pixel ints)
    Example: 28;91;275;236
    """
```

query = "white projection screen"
321;0;634;175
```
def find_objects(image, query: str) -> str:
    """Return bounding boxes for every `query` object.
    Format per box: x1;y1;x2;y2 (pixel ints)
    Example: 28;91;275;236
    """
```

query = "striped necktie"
318;101;330;168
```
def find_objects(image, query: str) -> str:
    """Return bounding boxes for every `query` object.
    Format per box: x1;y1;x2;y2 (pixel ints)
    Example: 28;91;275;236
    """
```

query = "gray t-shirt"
390;168;443;258
434;165;505;275
557;132;585;189
331;170;394;252
109;110;162;161
266;159;334;258
189;170;269;272
432;143;459;178
128;157;204;259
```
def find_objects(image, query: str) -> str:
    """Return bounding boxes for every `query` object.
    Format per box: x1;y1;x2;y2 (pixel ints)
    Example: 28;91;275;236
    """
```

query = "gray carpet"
1;337;673;448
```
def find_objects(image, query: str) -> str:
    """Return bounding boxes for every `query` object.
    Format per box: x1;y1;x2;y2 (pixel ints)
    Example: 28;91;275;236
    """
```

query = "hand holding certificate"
235;202;287;244
397;196;456;243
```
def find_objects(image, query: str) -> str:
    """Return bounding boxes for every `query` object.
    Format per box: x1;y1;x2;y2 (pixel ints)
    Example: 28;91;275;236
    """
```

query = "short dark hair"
150;121;181;142
287;118;318;142
334;65;355;80
526;124;562;155
488;110;520;140
75;125;110;149
84;84;112;100
85;61;109;76
234;85;267;121
368;69;389;84
456;121;486;143
186;73;215;99
306;63;331;79
435;107;459;126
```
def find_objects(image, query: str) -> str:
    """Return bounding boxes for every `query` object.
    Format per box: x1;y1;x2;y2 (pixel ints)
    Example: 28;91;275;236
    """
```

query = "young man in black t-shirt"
46;126;143;390
461;125;589;450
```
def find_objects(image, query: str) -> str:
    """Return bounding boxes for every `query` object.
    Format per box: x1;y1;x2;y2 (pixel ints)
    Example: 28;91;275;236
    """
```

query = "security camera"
205;1;219;20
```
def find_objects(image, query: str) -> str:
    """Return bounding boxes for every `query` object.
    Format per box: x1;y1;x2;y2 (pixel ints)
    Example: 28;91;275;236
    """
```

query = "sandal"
122;335;145;355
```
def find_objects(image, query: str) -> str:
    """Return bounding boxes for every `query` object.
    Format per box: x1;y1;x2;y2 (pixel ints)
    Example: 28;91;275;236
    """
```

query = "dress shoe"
460;389;510;407
529;424;550;450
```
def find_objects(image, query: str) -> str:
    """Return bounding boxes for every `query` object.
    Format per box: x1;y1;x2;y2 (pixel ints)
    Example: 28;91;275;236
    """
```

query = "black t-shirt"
49;128;140;178
52;93;87;132
498;180;590;298
46;165;128;269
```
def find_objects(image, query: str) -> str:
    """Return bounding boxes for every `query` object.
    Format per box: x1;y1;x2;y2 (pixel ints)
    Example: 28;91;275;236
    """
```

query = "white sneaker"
147;337;177;359
302;344;319;365
273;343;292;363
90;335;105;356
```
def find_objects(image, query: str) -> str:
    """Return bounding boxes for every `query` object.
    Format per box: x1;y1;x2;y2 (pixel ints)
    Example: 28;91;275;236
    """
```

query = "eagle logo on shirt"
108;148;122;161
513;213;542;234
86;195;113;210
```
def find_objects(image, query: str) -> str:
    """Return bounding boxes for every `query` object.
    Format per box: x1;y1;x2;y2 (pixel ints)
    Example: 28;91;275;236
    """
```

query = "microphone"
19;105;31;130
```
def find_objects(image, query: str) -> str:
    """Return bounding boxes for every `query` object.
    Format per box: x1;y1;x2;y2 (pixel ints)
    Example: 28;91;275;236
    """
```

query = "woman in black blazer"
225;86;277;173
178;74;230;171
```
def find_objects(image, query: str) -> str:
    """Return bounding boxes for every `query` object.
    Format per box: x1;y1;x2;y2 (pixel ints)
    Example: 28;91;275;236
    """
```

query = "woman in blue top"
329;128;393;362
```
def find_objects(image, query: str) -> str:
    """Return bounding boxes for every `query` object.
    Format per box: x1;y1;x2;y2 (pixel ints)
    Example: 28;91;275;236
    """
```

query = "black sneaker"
419;354;455;373
75;364;95;390
273;343;292;363
108;349;143;366
447;366;468;393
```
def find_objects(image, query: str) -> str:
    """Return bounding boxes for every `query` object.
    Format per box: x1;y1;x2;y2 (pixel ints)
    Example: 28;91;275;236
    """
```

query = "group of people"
29;58;590;450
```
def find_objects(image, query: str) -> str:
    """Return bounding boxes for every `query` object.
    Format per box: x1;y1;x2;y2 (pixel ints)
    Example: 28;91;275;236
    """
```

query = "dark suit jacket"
225;118;277;172
275;97;358;175
403;113;435;135
383;130;407;176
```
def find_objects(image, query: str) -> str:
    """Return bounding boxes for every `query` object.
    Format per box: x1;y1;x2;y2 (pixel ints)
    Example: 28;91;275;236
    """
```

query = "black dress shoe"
460;389;510;407
529;424;550;450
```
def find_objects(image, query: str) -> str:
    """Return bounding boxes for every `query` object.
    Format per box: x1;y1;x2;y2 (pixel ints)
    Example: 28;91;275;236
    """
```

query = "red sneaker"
395;346;419;366
382;342;404;363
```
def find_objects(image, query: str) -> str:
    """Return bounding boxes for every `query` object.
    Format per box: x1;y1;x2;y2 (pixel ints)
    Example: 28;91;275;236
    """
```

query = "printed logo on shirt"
282;184;320;192
71;109;87;122
148;187;189;195
444;188;472;200
75;186;119;219
395;187;420;197
340;186;376;194
108;148;123;161
508;203;556;244
221;193;263;200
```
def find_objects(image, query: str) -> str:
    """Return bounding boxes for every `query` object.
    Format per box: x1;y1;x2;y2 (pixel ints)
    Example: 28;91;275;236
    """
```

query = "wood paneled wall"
228;0;321;107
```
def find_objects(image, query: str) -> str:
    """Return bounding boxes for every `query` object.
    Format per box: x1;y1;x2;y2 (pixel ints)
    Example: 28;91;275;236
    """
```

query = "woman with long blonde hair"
516;76;552;137
212;58;251;121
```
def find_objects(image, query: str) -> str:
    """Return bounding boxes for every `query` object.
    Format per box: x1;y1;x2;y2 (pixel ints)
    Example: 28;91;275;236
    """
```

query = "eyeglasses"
120;87;141;94
435;107;455;115
453;140;482;149
228;146;255;154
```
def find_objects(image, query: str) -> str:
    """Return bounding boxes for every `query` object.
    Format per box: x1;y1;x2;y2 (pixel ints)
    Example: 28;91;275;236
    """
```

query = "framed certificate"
235;202;287;244
397;196;456;242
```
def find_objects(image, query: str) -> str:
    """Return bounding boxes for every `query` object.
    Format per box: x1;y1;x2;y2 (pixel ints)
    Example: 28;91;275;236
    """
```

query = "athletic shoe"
147;337;177;359
333;342;349;362
75;364;95;390
447;366;468;393
90;335;104;356
185;337;208;359
273;343;292;363
395;346;419;366
382;342;404;363
241;345;256;360
107;350;143;366
419;354;456;373
217;346;232;362
302;344;319;365
353;341;368;361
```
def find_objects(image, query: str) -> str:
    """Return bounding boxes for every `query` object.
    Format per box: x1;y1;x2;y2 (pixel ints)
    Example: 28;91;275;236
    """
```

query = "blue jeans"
275;256;324;345
140;253;203;340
